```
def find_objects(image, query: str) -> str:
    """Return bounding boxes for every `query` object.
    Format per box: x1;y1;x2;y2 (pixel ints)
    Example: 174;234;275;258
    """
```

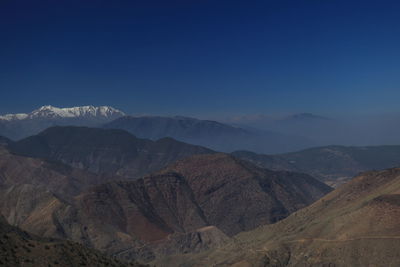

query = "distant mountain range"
0;105;125;121
103;115;314;154
8;126;213;179
0;105;125;140
0;105;316;153
233;145;400;187
177;168;400;266
5;105;400;153
6;125;400;188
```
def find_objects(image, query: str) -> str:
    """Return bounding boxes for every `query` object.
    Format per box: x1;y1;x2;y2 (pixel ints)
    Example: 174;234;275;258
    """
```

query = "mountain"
8;126;214;178
0;105;125;140
278;112;331;122
0;135;11;146
0;105;125;121
233;145;400;187
0;215;145;267
103;115;315;154
0;145;116;199
226;112;345;147
156;153;331;235
177;168;400;266
0;152;331;263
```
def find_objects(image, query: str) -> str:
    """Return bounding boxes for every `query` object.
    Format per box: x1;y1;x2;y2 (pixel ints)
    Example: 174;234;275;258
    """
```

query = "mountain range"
228;112;400;148
0;139;331;263
7;125;400;188
0;106;314;153
0;105;125;140
8;126;213;179
172;167;400;266
2;105;400;266
103;115;314;154
233;145;400;187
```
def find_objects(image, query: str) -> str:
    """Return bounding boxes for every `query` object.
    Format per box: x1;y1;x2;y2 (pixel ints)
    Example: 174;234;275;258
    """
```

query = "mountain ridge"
0;105;125;121
8;126;214;179
0;105;126;140
233;144;400;187
170;167;400;266
0;148;331;263
103;115;314;154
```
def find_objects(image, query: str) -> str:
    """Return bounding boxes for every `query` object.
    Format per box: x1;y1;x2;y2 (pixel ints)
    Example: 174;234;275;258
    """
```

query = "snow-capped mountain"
0;105;126;140
0;105;125;121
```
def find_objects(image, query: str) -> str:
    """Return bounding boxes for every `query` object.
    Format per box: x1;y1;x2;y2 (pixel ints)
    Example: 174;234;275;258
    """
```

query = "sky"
1;0;400;118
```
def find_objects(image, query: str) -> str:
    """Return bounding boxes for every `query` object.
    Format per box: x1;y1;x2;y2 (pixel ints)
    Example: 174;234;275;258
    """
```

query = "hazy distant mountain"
181;168;400;266
233;145;400;187
227;112;339;146
103;115;315;154
0;105;125;140
278;112;331;122
228;112;400;148
0;135;11;146
8;126;214;178
227;112;331;125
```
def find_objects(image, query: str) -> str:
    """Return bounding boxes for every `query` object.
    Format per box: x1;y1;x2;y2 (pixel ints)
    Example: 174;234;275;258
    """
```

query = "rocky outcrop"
0;215;145;267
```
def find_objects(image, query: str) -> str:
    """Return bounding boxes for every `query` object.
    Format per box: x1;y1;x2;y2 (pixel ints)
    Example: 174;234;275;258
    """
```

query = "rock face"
151;226;230;257
0;150;331;263
8;126;214;178
159;154;332;236
0;105;125;140
0;215;145;267
181;168;400;267
233;144;400;187
103;115;314;154
58;154;329;262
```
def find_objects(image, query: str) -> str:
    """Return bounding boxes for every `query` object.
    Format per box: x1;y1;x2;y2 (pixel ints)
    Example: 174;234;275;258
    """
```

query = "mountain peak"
284;112;331;121
0;105;125;121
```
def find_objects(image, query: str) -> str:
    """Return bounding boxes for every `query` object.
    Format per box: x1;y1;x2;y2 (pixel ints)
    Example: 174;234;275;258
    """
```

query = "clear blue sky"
1;0;400;117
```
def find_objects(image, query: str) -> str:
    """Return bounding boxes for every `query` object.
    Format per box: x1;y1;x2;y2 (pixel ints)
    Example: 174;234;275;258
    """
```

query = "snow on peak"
0;105;125;121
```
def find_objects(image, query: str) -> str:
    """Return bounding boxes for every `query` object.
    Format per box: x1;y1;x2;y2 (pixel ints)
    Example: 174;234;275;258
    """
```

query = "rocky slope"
0;152;331;263
0;146;115;198
0;215;145;267
0;105;125;140
233;145;400;187
103;115;314;154
64;154;329;262
8;126;213;178
173;168;400;266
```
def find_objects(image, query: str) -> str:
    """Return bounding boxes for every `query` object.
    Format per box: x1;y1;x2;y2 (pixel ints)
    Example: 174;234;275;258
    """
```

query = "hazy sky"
1;0;400;117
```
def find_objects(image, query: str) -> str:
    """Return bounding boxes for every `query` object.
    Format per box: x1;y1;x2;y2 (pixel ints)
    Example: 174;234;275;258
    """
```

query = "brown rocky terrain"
172;168;400;266
0;215;146;267
0;151;331;263
0;146;115;198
